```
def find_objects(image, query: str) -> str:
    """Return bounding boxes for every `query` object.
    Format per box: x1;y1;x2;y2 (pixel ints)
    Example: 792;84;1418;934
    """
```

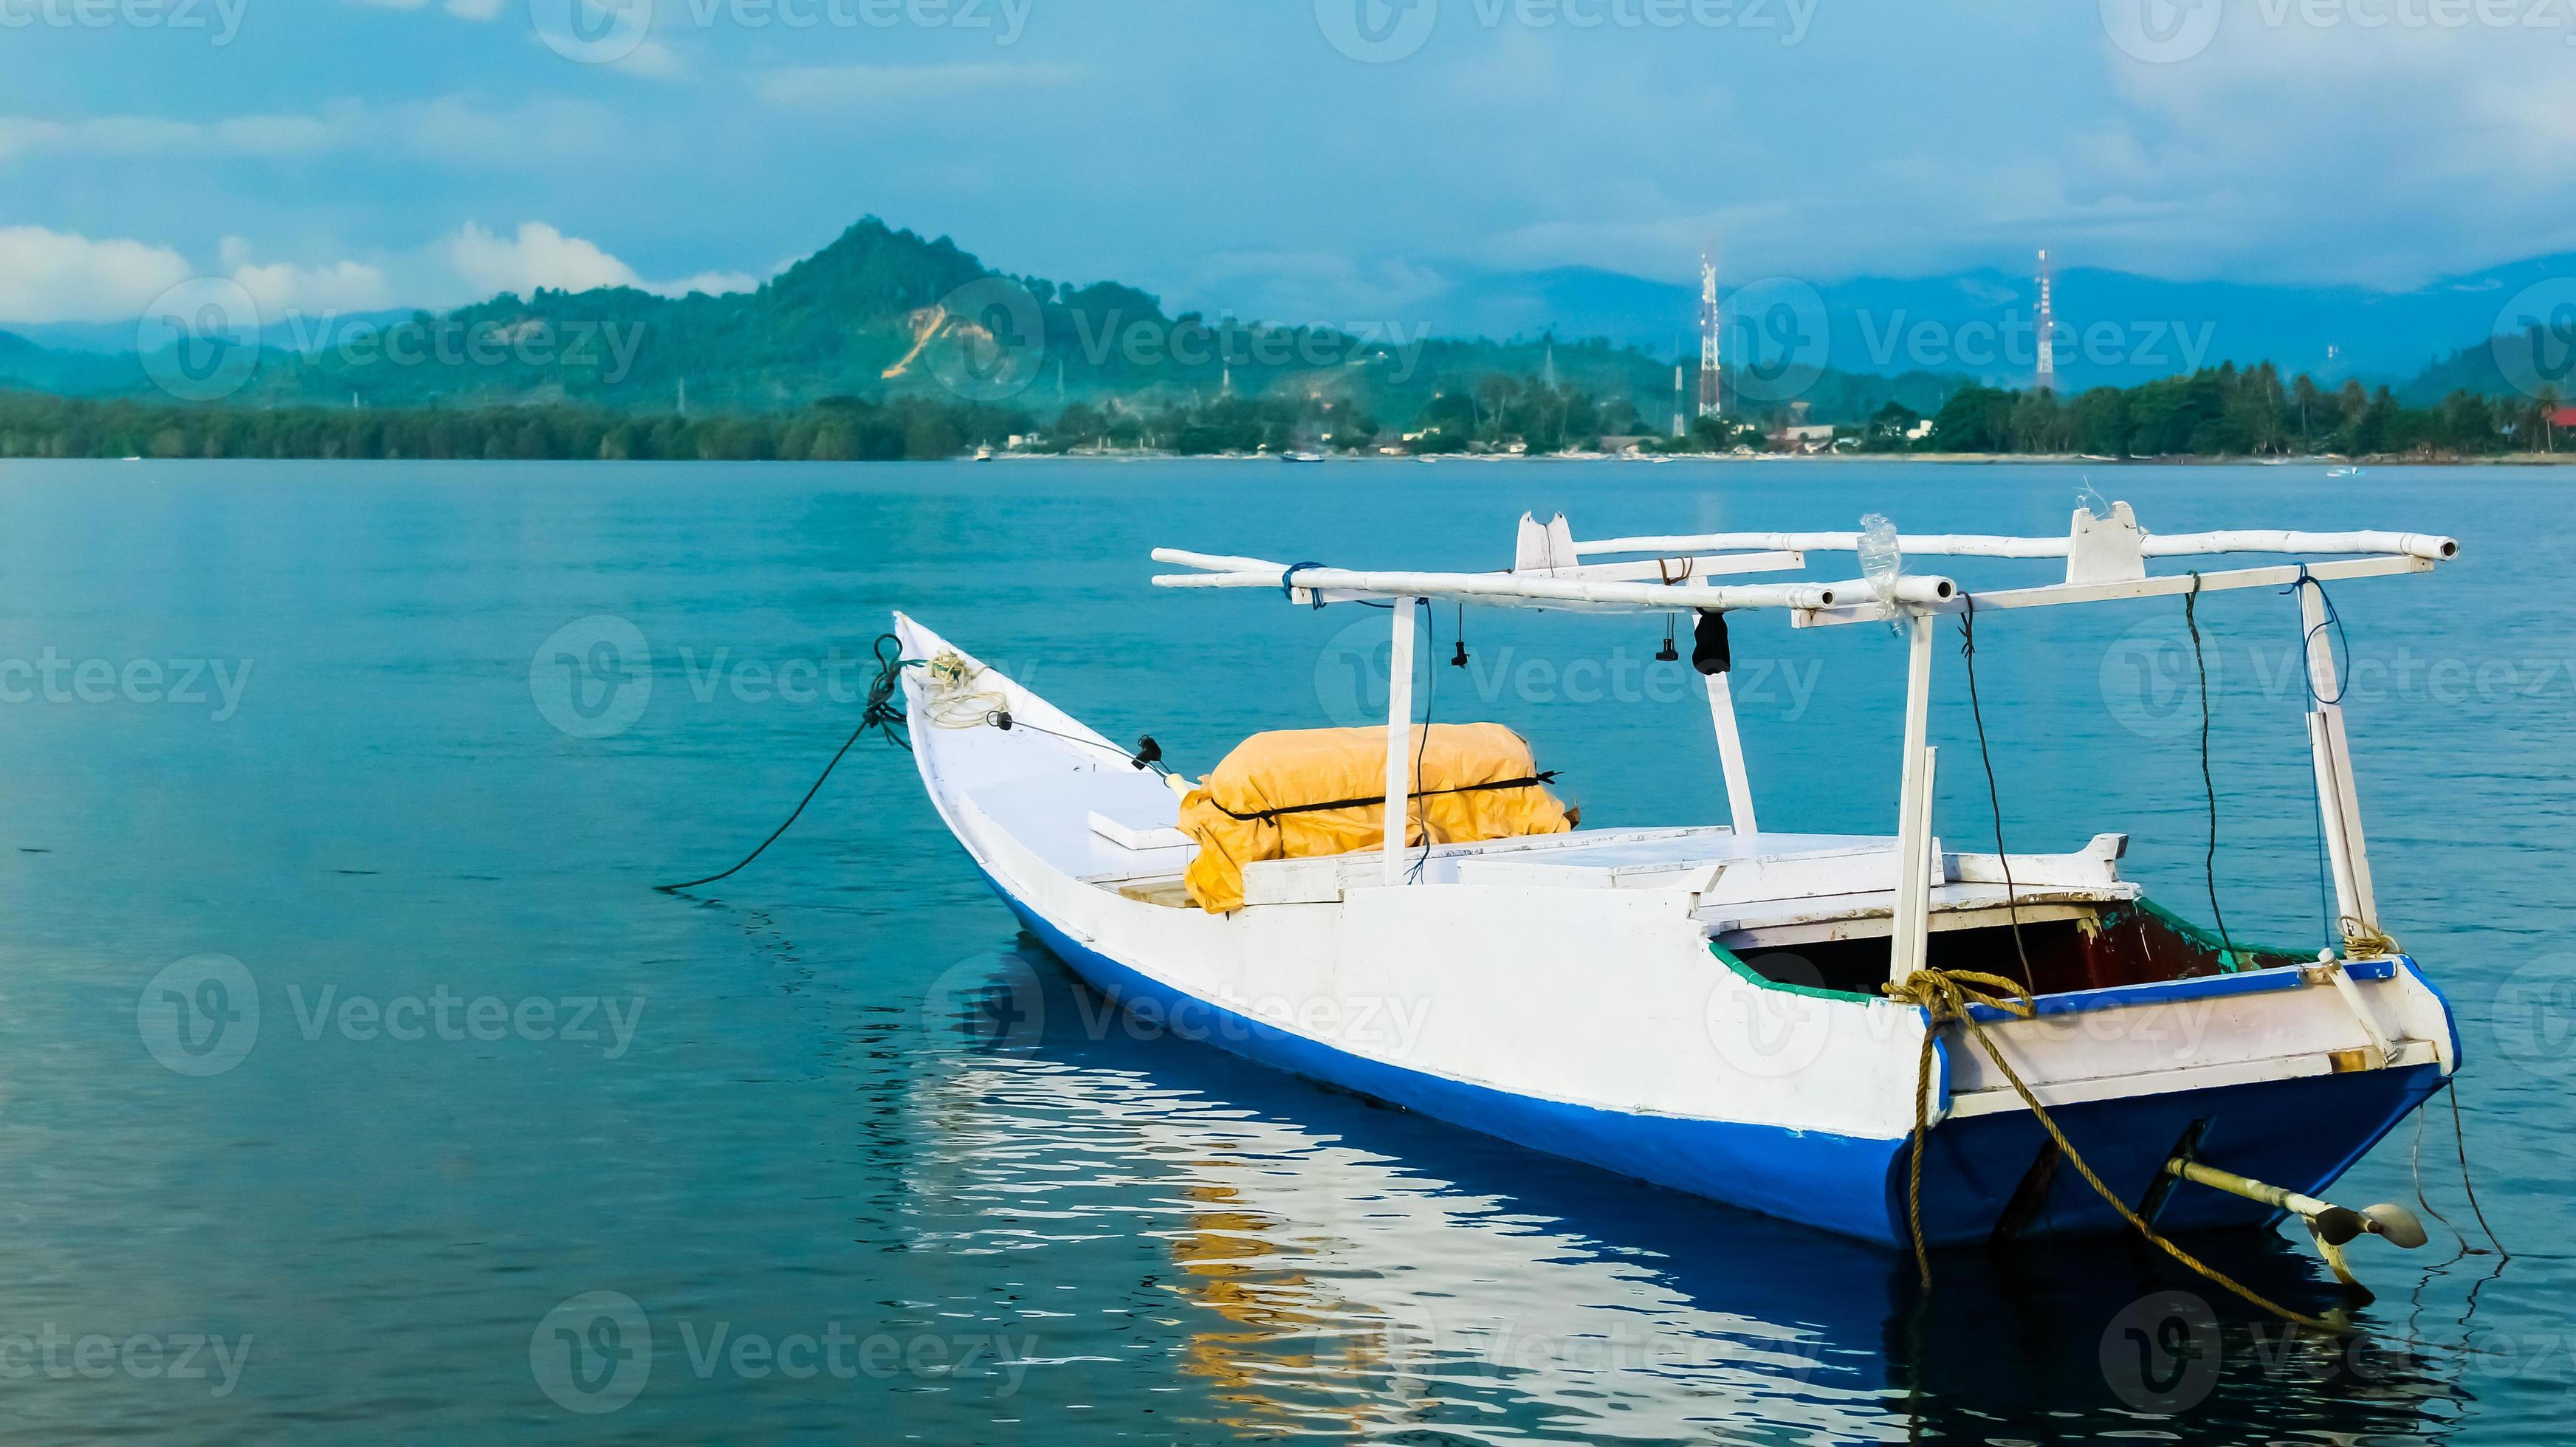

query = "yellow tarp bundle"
1178;724;1571;913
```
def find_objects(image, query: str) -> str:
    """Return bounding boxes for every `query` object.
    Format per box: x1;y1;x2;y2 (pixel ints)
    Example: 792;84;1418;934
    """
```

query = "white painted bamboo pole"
1791;554;2432;628
1384;597;1418;886
1518;550;1804;583
1579;532;2073;559
1150;567;1957;613
1575;530;2456;561
2300;582;2380;935
1889;613;1937;986
1151;547;1288;573
1706;672;1759;836
2144;531;2456;561
2307;715;2361;935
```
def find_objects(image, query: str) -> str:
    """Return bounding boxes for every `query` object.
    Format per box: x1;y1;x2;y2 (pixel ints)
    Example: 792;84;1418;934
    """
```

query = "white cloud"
0;220;767;326
344;0;504;17
0;97;626;172
438;222;762;302
400;96;626;165
0;227;193;324
755;62;1077;111
608;38;686;80
650;270;761;298
219;238;394;315
447;221;642;298
0;113;340;159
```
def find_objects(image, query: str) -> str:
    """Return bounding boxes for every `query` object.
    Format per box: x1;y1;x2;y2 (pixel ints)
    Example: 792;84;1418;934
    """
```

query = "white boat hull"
895;613;2461;1248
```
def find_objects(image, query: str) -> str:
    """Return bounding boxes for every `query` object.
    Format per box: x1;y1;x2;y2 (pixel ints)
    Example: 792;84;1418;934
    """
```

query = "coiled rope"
1883;965;2343;1334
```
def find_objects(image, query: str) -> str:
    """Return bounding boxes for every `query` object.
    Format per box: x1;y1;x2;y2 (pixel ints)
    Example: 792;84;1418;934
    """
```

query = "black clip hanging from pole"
1691;610;1732;676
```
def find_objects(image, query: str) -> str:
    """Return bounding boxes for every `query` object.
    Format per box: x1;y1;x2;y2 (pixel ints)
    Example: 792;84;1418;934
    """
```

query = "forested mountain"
0;219;1953;429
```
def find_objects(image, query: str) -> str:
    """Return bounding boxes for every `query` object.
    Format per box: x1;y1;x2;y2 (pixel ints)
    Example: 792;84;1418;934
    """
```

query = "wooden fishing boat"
896;501;2460;1263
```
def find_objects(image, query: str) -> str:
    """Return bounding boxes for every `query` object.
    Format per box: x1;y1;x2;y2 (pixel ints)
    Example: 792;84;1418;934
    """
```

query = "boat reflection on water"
913;941;2479;1443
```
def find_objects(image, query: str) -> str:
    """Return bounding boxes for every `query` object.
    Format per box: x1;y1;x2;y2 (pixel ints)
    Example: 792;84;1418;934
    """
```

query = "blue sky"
7;0;2572;327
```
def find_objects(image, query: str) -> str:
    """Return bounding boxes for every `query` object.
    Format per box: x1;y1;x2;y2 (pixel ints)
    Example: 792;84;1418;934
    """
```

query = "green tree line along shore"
2;357;2563;463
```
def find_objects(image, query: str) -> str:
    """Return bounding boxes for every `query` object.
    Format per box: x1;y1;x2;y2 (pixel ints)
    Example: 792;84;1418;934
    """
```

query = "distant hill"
0;330;142;394
0;218;1965;427
1412;254;2576;394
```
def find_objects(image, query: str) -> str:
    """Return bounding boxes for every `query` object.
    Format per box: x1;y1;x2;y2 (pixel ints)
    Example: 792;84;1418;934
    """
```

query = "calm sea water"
0;458;2569;1443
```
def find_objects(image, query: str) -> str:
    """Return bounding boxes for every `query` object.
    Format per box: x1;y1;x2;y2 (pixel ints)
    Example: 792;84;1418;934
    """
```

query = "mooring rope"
1956;594;2033;991
2181;572;2239;965
655;633;917;893
1883;966;2344;1333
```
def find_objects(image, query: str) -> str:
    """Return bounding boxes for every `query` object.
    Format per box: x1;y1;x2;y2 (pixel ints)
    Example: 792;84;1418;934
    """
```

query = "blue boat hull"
985;873;2447;1249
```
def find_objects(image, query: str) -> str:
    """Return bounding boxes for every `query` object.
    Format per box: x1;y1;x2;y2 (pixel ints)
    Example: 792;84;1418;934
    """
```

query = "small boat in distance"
898;502;2460;1273
1282;450;1325;464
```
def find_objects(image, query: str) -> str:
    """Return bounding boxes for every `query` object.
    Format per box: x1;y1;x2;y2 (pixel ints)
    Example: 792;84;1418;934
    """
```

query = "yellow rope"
1883;967;2347;1335
2338;917;2401;959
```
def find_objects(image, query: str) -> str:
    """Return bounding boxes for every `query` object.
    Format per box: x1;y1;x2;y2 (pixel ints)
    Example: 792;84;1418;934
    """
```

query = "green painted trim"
2116;896;2309;974
1707;940;1880;1004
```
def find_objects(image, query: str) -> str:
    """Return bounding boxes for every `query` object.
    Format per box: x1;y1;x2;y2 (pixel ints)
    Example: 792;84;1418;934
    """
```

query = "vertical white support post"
2307;715;2360;934
1384;597;1418;886
2299;583;2378;941
1889;612;1937;985
1704;671;1760;835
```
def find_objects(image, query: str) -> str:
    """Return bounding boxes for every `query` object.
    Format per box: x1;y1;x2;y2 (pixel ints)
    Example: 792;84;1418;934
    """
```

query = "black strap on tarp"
1207;771;1560;825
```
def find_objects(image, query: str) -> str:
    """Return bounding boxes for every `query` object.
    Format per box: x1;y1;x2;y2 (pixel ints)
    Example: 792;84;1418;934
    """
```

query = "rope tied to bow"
1882;966;2345;1334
